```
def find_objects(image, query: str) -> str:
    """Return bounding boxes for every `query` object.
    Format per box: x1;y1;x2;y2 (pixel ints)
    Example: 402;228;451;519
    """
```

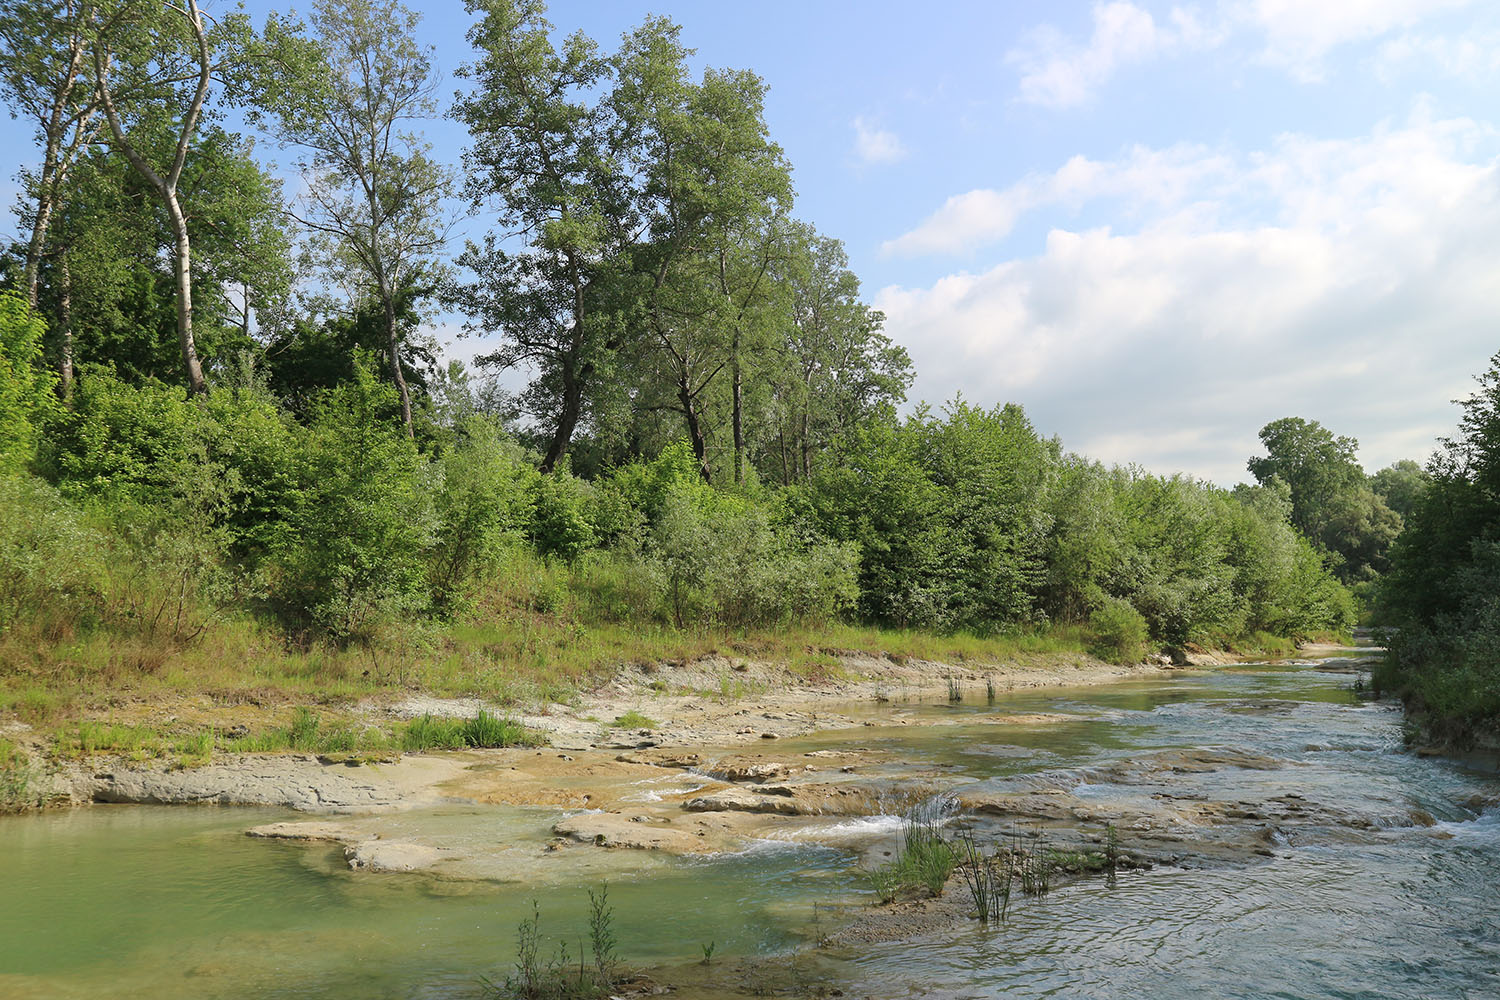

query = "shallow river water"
2;659;1497;999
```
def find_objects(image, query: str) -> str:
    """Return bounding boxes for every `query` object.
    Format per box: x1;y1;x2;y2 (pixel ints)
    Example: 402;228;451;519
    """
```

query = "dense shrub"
1088;595;1149;663
0;293;59;471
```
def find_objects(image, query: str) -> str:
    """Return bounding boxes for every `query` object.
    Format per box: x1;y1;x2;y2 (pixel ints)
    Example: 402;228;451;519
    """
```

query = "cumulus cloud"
851;116;907;165
876;112;1500;482
883;144;1235;256
1375;28;1500;82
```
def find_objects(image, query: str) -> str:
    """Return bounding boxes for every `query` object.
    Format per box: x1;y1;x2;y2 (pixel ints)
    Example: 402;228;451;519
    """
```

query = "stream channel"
2;653;1497;999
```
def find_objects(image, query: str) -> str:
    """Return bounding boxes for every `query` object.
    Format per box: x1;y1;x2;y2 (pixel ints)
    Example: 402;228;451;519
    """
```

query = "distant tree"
762;225;911;483
1248;417;1365;537
1371;459;1430;522
1248;416;1398;581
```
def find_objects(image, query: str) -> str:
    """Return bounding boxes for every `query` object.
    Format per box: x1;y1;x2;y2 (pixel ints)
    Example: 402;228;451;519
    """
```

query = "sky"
6;0;1500;484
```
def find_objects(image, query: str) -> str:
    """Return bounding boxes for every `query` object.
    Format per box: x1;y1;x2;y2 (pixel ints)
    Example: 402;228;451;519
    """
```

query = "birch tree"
0;0;104;311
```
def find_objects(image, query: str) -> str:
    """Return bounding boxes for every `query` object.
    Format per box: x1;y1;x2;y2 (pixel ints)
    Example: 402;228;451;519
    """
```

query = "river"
2;656;1496;999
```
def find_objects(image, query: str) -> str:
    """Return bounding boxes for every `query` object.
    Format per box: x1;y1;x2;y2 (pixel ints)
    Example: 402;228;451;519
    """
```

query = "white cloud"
1375;29;1500;82
1008;1;1477;104
1242;0;1474;80
851;116;907;165
876;112;1500;482
884;143;1235;256
1008;2;1202;108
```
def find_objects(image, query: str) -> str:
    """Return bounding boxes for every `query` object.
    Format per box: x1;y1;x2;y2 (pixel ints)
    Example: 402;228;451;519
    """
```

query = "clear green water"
2;661;1496;998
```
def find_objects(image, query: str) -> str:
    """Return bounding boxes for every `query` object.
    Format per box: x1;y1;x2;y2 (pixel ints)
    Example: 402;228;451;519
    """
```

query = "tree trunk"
59;254;75;405
800;409;811;480
541;360;583;474
22;141;59;310
731;327;744;484
381;288;414;438
678;377;712;483
165;195;208;396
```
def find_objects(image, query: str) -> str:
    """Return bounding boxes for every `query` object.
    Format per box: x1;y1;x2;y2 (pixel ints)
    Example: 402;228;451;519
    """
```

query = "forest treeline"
1;0;1465;714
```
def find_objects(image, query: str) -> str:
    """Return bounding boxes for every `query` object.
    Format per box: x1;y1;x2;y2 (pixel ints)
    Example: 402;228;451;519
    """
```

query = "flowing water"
2;658;1496;999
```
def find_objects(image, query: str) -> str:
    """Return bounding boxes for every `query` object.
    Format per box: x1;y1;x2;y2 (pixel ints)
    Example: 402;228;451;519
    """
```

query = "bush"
0;476;105;636
648;490;858;629
1088;595;1149;662
270;359;436;640
428;421;535;613
528;467;595;564
0;292;59;471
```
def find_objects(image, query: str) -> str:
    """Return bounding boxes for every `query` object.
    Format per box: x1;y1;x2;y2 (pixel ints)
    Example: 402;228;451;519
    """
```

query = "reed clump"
487;885;621;1000
954;831;1013;923
867;803;959;902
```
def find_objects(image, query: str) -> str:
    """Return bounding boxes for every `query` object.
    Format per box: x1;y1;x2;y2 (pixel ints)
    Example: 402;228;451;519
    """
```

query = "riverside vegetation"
0;0;1471;809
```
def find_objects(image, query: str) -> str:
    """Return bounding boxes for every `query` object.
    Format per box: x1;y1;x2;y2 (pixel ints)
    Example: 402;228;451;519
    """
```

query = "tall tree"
764;225;911;483
628;57;793;482
1248;416;1400;581
452;0;640;472
253;0;451;437
28;129;292;389
90;0;247;395
1;0;104;310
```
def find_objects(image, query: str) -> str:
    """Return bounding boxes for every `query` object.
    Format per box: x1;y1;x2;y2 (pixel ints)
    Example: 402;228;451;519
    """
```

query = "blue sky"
7;1;1500;483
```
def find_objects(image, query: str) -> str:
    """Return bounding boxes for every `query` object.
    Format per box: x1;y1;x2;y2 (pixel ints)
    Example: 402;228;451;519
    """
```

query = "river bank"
7;642;1230;812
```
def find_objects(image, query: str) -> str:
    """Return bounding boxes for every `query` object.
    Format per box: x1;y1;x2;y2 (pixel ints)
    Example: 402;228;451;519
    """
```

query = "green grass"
1;737;42;812
401;711;544;751
867;809;960;902
610;710;659;731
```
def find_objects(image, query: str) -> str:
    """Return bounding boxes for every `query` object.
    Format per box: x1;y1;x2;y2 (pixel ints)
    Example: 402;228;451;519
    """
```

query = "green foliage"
1088;595;1149;663
428;421;534;613
610;710;658;731
0;293;58;470
401;711;541;751
1248;416;1402;582
272;358;436;639
645;487;858;629
1379;351;1500;743
490;890;622;1000
867;807;958;902
1370;460;1429;522
528;468;596;564
0;737;42;813
0;475;104;635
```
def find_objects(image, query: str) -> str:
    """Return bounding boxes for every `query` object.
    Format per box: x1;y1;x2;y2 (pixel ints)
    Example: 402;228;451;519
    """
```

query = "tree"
26;130;292;390
1247;416;1398;581
763;225;911;483
1379;351;1500;739
453;0;640;472
90;0;251;395
1;0;104;310
629;55;793;483
1370;459;1429;522
253;0;451;437
1248;417;1364;537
